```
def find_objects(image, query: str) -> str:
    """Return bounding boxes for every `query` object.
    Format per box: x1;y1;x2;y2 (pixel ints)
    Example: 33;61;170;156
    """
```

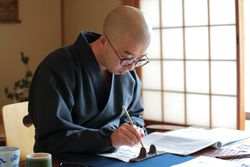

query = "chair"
2;101;35;160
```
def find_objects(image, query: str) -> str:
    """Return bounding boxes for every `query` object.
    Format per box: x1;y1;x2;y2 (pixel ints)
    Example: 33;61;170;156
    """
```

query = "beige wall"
63;0;122;45
0;0;61;135
0;0;61;108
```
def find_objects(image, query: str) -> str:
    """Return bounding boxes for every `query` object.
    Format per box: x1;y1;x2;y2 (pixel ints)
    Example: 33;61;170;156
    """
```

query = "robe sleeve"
28;52;115;155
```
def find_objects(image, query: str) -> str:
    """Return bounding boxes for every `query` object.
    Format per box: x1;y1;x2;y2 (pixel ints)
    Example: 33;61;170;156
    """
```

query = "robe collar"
74;31;109;111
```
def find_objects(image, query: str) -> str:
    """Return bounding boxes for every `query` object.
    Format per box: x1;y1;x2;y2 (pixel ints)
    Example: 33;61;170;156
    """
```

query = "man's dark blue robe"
28;31;146;155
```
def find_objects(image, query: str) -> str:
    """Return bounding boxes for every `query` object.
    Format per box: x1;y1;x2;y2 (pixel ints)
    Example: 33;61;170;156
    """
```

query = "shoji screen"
140;0;243;129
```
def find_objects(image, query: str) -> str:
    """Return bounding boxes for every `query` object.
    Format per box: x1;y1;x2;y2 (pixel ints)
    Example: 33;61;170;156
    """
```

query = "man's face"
103;35;150;75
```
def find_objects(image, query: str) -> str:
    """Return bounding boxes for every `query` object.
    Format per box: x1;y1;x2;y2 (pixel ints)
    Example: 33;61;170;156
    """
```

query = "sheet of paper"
142;132;216;155
212;138;250;166
158;127;250;148
171;156;246;167
98;145;142;162
209;128;250;147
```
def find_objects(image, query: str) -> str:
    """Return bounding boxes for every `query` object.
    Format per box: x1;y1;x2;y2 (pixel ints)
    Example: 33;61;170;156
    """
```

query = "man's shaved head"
103;6;151;46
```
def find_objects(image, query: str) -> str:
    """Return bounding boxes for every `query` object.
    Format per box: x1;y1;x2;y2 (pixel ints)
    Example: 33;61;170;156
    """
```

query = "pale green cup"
25;153;52;167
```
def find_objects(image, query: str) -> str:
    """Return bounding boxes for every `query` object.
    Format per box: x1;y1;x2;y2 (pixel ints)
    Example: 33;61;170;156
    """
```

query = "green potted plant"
4;52;33;102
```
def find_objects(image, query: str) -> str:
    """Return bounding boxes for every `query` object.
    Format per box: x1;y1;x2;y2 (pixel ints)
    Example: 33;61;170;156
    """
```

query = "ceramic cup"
0;146;20;167
25;153;52;167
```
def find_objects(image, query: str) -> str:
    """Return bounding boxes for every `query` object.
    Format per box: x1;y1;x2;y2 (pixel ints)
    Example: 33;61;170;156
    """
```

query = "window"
140;0;244;129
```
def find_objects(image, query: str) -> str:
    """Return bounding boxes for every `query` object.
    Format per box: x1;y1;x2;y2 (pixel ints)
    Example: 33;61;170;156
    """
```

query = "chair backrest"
2;101;35;160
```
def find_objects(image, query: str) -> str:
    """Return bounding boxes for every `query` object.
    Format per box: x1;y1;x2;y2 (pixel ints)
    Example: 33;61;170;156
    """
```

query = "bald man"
28;5;151;155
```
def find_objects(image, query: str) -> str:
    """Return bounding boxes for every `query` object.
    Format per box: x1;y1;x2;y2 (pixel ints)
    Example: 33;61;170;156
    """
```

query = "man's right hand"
110;123;144;147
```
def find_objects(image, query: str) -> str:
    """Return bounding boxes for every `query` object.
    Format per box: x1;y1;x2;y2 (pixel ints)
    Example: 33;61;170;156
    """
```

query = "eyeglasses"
105;35;149;68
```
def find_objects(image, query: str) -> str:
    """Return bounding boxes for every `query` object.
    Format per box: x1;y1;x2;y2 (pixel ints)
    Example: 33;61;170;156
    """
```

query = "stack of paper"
142;127;250;155
98;127;250;162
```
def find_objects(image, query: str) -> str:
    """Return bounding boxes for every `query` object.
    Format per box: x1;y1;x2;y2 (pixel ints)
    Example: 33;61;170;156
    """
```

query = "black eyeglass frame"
105;35;150;68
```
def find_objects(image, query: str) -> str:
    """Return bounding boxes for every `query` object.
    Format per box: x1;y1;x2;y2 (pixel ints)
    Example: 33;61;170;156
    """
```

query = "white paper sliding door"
140;0;244;129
